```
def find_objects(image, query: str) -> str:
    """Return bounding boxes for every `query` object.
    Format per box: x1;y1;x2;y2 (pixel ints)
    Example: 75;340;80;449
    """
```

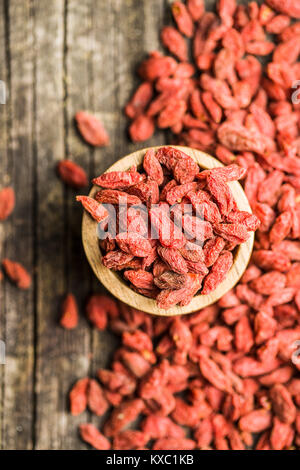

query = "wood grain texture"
33;0;78;450
0;0;35;450
82;146;254;316
0;0;9;450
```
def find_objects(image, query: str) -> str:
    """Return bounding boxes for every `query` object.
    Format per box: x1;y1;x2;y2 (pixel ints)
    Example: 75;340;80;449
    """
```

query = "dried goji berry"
2;259;31;289
79;423;111;450
87;379;109;416
60;293;78;329
69;378;89;416
0;187;15;221
57;160;88;188
75;111;109;147
76;195;108;223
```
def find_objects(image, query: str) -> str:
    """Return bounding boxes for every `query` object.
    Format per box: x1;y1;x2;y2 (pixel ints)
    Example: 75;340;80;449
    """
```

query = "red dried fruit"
153;437;196;450
104;398;144;437
269;211;292;246
87;379;109;416
120;350;151;378
157;100;187;129
60;293;78;330
251;271;286;295
102;250;134;270
187;0;204;21
76;196;108;223
113;430;148;450
2;259;31;289
69;378;89;416
199;356;232;393
129;115;155;142
203;237;226;267
207;174;235;217
172;2;194;38
79;423;111;450
157;246;188;274
125;82;153;119
269;384;296;424
154;271;189;290
173;157;199;184
75;111;109;147
124;269;154;290
141;415;185;439
0;187;15;221
149;205;186;249
86;295;108;330
217;122;267;154
116;232;152;257
214;223;250;244
138;54;177;81
239;409;272;433
95;189;141;206
266;0;300;19
57;160;88;188
202;251;233;295
143;149;164;185
161;26;188;62
93;169;143;189
235;316;254;353
253;250;291;272
166;182;197;205
157;286;191;309
98;368;136;396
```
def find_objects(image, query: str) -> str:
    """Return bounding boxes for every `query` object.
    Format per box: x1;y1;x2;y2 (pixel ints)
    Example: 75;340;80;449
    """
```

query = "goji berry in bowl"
80;146;256;316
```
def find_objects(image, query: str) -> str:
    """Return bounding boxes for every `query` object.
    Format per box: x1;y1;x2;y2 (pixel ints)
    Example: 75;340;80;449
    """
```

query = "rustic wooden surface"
0;0;247;450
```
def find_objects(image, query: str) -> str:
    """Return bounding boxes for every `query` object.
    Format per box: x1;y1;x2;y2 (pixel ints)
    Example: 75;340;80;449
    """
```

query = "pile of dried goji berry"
67;0;300;450
68;291;300;450
77;146;260;308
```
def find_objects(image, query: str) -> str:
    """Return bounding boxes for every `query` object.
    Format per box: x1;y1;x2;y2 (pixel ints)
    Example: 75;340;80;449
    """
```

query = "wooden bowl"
82;146;254;316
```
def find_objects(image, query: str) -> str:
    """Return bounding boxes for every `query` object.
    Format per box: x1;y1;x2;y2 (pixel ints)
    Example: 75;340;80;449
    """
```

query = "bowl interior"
82;146;254;316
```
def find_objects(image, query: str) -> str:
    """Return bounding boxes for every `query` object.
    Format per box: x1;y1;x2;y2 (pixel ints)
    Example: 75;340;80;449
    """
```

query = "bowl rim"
81;145;254;316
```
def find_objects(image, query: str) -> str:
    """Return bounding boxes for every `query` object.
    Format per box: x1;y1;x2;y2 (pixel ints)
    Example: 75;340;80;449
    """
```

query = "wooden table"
0;0;246;450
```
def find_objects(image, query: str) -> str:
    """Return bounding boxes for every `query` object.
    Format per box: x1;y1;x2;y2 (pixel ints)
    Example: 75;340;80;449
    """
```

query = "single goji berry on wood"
2;259;31;289
57;160;88;188
69;378;89;416
60;293;78;329
75;111;109;147
0;187;15;221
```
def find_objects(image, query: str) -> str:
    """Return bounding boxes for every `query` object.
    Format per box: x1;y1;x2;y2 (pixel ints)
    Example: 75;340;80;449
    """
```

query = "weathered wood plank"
0;0;9;450
1;0;35;450
33;0;69;450
33;0;94;450
62;0;96;449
